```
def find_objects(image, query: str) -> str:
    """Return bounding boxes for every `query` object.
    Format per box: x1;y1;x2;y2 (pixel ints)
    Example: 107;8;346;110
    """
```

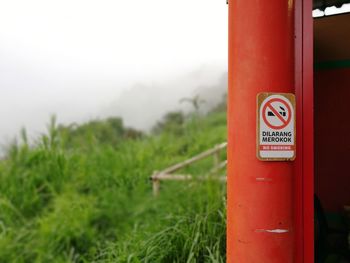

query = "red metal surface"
295;0;314;262
227;1;296;262
302;0;314;262
294;1;304;261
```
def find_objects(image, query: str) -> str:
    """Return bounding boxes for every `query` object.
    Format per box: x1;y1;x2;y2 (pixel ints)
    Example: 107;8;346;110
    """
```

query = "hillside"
0;107;227;262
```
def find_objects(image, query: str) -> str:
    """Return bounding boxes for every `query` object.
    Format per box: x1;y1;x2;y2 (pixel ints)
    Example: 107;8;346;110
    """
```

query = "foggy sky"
1;1;348;145
103;66;228;131
0;0;228;144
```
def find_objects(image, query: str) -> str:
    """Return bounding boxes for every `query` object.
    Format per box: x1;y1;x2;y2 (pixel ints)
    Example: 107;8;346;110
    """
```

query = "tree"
179;95;206;112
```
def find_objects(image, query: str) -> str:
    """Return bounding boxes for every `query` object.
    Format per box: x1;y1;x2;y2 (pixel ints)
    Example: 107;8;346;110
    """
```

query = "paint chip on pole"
257;93;296;161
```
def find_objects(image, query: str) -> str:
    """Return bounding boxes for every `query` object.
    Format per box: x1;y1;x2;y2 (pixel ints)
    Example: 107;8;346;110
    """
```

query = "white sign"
257;93;296;161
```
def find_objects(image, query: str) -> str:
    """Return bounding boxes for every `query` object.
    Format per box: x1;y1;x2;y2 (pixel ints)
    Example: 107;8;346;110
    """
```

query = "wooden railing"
150;142;227;196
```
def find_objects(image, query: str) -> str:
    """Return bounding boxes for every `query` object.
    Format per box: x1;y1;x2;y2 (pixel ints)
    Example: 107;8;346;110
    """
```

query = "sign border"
257;92;296;161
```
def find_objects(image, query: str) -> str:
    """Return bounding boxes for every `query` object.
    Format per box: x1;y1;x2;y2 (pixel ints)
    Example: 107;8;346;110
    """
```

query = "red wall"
315;68;350;212
314;13;350;212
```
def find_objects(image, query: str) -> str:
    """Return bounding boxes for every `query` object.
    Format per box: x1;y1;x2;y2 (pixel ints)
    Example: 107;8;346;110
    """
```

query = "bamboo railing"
150;142;227;196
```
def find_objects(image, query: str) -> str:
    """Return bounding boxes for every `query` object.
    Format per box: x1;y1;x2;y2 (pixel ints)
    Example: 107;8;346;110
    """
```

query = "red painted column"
227;1;295;262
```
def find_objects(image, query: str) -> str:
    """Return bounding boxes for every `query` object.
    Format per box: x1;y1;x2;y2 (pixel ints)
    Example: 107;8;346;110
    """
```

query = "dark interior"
314;12;350;262
314;0;350;10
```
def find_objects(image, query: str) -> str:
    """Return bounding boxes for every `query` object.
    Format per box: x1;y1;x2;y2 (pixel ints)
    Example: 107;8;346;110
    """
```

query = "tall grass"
0;110;226;262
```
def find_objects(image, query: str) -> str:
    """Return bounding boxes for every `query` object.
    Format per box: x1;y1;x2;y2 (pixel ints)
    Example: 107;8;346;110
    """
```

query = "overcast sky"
0;0;228;144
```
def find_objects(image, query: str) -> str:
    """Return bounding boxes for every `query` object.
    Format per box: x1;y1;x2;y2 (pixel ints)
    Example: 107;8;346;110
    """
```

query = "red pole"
227;1;295;262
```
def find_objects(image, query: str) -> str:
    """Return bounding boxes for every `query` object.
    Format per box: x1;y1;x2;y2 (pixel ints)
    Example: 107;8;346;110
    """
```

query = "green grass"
0;110;227;262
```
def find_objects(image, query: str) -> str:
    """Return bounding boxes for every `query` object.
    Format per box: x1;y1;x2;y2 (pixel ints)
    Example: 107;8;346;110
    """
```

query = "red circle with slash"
262;98;292;130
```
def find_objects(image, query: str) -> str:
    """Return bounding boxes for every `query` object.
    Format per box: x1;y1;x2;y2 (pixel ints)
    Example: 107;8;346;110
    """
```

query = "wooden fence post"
152;171;160;196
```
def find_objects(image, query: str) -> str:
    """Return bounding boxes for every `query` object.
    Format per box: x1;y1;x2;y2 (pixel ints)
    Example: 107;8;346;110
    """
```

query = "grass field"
0;108;227;262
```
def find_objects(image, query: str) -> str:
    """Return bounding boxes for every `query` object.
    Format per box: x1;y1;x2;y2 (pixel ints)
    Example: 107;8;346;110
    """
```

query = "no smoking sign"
257;93;296;161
